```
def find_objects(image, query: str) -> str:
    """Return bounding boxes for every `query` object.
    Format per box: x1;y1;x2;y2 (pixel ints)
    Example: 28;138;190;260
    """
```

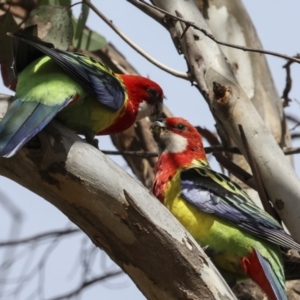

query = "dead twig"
282;54;300;107
282;61;293;107
47;271;123;300
134;0;300;64
82;0;189;79
212;152;256;191
103;145;300;157
0;229;80;247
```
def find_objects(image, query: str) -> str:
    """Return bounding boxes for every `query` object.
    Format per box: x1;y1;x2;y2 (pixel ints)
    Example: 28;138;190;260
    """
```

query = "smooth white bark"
203;0;293;208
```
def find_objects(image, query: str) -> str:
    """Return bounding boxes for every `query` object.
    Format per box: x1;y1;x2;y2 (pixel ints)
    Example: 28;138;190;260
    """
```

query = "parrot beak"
151;119;167;153
149;102;163;122
150;119;166;136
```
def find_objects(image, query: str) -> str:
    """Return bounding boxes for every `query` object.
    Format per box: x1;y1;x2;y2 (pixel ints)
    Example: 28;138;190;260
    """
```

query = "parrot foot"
217;268;237;288
202;246;237;288
84;134;99;149
90;138;99;149
202;245;221;257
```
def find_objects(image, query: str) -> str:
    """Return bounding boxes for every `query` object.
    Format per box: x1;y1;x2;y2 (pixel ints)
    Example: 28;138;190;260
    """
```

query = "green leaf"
26;5;73;50
72;17;107;51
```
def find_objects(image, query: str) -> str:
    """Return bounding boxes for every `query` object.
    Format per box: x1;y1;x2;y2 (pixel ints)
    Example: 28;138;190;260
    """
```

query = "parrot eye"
147;88;158;99
175;123;187;130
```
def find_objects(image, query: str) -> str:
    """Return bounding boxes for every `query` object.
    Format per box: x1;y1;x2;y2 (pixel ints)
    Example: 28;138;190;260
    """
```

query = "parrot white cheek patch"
164;133;188;154
136;101;153;121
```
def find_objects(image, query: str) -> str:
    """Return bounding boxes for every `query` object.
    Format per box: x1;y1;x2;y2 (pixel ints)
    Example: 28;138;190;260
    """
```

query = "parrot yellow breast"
163;170;283;277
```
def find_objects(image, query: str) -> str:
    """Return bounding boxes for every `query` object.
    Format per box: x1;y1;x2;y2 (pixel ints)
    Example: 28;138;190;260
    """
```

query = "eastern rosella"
0;25;163;157
151;117;300;300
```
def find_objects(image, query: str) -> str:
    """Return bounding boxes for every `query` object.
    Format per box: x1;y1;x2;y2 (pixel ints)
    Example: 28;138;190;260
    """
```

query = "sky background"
0;1;300;299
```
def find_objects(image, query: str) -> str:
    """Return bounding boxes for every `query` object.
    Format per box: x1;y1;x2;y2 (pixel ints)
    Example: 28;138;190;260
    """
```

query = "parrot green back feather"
17;56;126;135
0;55;129;156
16;56;86;105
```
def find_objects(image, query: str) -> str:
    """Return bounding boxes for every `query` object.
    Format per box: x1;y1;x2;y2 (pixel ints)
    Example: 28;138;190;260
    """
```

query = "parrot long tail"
242;248;287;300
0;98;70;157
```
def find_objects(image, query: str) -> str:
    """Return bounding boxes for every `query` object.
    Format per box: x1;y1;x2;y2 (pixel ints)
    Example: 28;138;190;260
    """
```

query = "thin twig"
205;145;241;154
195;126;226;173
283;147;300;155
282;60;293;107
103;145;300;158
291;123;300;131
0;229;80;247
195;127;220;146
13;230;66;300
282;54;300;107
212;152;256;191
102;146;239;157
82;0;190;80
137;0;300;64
0;191;23;298
102;150;158;157
47;271;123;300
287;115;300;124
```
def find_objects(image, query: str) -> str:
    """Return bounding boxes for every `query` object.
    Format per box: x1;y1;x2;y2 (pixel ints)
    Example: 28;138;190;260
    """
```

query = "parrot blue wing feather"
180;167;300;251
87;72;123;110
10;27;125;112
254;248;287;300
0;97;72;157
0;99;23;130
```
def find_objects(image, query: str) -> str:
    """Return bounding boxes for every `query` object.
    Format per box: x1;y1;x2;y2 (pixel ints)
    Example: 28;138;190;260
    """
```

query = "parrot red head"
151;117;206;161
119;75;164;121
100;75;164;135
151;117;207;202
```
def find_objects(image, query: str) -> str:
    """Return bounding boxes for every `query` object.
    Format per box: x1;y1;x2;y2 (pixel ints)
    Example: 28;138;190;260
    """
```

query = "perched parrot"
151;117;300;300
0;25;163;157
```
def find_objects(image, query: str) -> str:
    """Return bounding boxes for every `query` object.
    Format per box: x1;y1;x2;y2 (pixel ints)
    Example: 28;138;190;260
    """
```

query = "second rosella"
151;117;300;300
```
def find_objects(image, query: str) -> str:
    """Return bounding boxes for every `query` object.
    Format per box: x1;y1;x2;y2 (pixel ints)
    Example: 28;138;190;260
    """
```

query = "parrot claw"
84;133;99;149
90;138;99;149
202;245;209;251
202;245;223;257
